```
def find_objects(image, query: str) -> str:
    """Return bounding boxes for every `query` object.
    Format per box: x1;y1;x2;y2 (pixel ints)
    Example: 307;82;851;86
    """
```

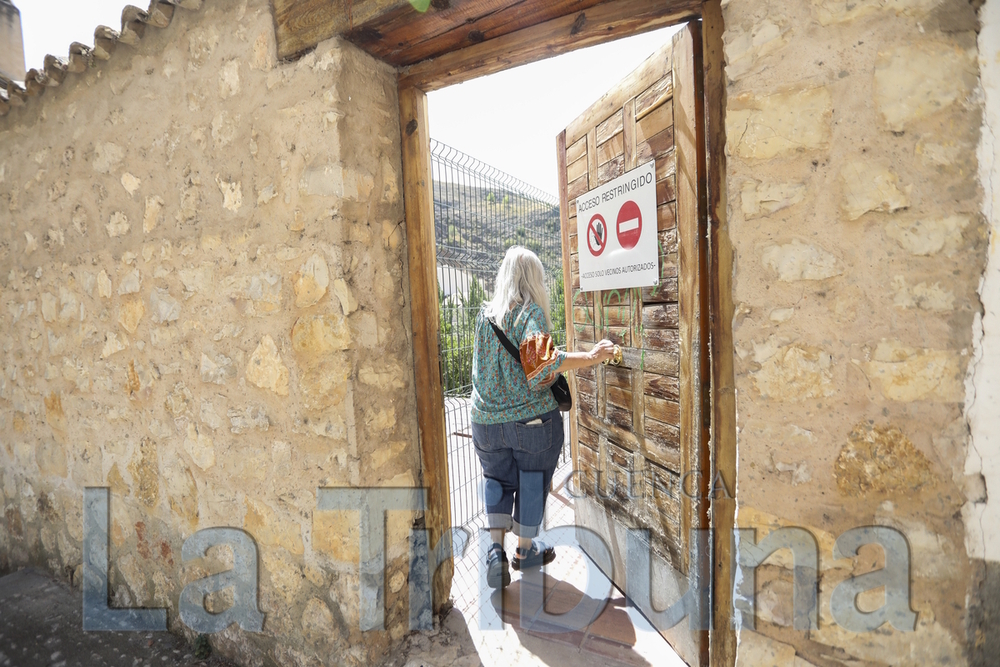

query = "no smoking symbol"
617;200;642;250
587;214;607;257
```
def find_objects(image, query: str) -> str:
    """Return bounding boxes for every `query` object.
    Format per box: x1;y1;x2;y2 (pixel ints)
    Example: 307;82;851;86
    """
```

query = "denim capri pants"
471;408;564;538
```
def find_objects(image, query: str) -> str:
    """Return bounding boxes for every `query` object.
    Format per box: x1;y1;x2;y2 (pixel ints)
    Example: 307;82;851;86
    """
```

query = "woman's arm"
556;339;616;371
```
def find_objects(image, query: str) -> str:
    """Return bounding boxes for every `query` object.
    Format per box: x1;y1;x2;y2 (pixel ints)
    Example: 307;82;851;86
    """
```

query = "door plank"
645;420;682;472
657;174;677;205
635;73;674;119
597;155;625;183
642;303;680;329
644;372;681;402
567;135;587;164
636;125;675;163
596;110;624;146
607;404;634;432
641;277;679;304
568;173;590;199
657;202;677;231
636;101;674;142
597;133;625;166
645;394;680;425
567;155;588;182
642;327;680;353
605;365;632;389
579;424;600;450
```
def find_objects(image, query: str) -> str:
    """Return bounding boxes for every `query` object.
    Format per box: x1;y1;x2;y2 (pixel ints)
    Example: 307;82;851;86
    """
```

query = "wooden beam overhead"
398;0;701;92
271;0;412;61
348;0;608;67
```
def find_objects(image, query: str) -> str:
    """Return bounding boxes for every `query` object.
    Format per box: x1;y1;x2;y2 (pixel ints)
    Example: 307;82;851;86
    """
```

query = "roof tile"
0;0;205;120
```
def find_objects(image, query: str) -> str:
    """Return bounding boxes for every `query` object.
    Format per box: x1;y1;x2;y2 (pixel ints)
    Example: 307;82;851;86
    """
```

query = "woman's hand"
587;339;616;366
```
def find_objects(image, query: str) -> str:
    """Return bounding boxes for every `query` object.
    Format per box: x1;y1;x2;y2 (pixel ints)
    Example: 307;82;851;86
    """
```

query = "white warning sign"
575;160;658;292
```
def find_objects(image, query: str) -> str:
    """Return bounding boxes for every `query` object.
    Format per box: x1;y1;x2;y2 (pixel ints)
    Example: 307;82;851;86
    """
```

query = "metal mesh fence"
431;139;568;529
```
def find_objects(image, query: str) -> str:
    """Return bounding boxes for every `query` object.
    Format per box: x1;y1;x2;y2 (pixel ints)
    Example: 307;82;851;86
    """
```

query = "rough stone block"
737;629;797;665
723;20;787;82
762;240;842;281
178;263;215;294
333;278;357;315
299;360;351;411
313;509;359;562
118;299;145;334
293;254;330;308
36;439;67;478
228;405;270;434
118;269;141;295
244;498;303;555
750;342;835;401
92;142;124;174
101;331;129;359
183;422;216;471
292;313;351;359
150;288;181;323
120;172;141;197
840;159;910;221
860;339;964;402
875;41;977;132
216;177;243;212
200;350;236;385
246;335;289;396
741;180;806;219
727;87;832;159
891;276;954;311
247;272;282;315
301;597;335;644
885;215;969;256
127;438;159;508
97;270;112;298
143;196;163;233
106;212;130;238
162;456;198;532
218;60;241;98
165;382;193;417
835;422;935;496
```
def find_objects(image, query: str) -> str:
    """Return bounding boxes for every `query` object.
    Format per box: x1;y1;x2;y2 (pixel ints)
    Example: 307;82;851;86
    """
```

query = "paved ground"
0;400;684;667
0;568;235;667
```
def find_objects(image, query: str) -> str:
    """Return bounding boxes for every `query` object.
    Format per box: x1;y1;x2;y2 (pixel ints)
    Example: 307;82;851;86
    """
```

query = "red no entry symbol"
616;200;642;250
587;214;607;257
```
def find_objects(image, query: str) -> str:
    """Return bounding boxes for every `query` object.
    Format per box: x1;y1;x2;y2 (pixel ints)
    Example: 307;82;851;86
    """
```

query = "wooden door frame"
396;1;736;664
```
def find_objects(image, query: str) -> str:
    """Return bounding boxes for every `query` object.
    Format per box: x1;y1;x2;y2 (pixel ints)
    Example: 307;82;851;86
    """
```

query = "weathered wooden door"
556;23;708;664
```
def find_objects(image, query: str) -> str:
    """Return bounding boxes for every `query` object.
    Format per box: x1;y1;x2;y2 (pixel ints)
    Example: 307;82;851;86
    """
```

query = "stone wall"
0;1;419;665
721;0;987;663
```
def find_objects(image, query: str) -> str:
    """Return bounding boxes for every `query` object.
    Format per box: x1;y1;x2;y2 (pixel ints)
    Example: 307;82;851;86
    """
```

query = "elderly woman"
471;246;615;589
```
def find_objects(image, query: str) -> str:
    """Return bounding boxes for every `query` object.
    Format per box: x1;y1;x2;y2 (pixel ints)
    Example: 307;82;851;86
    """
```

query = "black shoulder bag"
488;318;572;412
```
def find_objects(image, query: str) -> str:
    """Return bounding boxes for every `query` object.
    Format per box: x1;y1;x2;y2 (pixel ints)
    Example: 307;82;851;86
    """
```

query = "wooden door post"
398;85;453;611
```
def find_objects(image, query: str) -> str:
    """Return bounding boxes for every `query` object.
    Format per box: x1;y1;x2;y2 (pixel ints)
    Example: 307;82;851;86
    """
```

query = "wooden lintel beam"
398;0;702;92
271;0;412;60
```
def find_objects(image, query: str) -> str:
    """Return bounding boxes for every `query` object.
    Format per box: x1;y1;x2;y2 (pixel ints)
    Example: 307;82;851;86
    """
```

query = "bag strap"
488;317;522;365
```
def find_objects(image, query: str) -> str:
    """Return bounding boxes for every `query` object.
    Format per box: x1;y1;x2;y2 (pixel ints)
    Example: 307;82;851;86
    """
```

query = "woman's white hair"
484;246;551;329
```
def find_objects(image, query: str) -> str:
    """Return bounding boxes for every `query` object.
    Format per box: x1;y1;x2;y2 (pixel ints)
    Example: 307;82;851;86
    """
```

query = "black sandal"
512;540;556;571
486;543;510;589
